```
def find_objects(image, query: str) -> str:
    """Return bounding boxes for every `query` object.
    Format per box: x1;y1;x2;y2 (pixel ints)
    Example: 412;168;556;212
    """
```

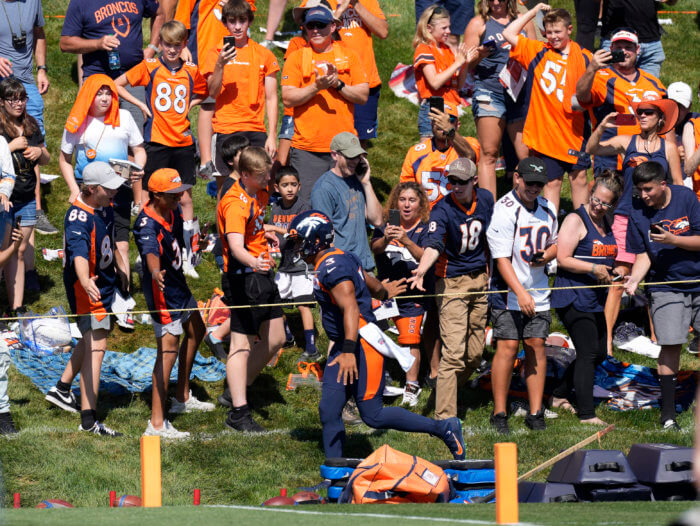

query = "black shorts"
143;142;196;188
113;185;132;243
224;271;283;335
213;131;267;177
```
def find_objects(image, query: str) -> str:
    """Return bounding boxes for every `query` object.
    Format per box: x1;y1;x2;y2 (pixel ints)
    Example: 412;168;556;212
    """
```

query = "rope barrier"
4;278;700;323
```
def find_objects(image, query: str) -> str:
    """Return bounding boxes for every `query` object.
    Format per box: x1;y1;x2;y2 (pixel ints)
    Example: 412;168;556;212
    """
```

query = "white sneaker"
169;390;215;413
401;383;422;407
144;419;190;439
183;261;200;279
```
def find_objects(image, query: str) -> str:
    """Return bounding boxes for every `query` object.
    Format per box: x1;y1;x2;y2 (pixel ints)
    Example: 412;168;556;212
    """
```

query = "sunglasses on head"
636;108;658;117
306;21;329;30
447;176;471;186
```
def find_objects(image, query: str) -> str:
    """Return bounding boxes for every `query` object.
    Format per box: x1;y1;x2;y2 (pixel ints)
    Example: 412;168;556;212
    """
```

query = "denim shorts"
418;101;433;137
278;115;295;141
472;87;527;123
9;199;37;227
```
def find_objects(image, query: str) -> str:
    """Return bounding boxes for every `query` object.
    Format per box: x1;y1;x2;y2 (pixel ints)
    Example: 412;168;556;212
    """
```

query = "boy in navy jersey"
284;210;466;459
625;162;700;430
134;168;212;439
46;162;126;436
268;166;318;361
410;158;494;421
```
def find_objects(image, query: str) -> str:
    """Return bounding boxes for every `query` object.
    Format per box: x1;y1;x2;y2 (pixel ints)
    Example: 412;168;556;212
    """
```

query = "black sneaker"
225;408;265;433
441;416;466;460
424;375;437;390
204;332;228;361
35;209;59;235
79;421;123;436
45;386;80;413
662;418;681;431
490;412;510;434
0;412;17;434
525;410;546;431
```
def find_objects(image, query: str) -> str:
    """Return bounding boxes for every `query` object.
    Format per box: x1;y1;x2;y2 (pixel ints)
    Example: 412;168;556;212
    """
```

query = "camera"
609;49;625;63
12;31;27;49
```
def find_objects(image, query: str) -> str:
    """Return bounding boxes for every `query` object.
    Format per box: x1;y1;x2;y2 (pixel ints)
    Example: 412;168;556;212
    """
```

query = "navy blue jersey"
133;203;192;324
552;206;617;311
617;137;670;216
269;197;310;274
627;185;700;292
314;248;377;342
371;221;431;317
63;197;116;318
424;188;494;278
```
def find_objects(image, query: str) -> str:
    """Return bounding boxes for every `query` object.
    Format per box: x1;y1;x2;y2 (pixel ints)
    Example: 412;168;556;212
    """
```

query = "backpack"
338;444;454;504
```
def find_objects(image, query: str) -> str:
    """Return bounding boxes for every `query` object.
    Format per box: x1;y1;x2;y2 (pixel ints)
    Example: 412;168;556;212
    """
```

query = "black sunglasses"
447;176;471;186
636;108;658;117
524;181;545;188
306;21;329;30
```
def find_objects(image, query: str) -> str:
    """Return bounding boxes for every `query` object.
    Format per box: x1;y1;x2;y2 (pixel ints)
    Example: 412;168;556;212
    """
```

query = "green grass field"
1;502;698;526
0;0;698;523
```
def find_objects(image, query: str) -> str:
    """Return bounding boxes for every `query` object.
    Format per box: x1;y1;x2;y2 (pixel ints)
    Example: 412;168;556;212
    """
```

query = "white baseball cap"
83;161;124;189
667;82;692;109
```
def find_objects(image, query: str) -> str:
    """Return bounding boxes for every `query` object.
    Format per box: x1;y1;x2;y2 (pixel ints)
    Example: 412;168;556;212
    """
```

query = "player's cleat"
79;421;123;436
441;416;466;460
183;260;200;279
45;386;80;413
490;411;510;434
144;419;190;439
401;383;422;408
169;390;215;413
298;349;322;363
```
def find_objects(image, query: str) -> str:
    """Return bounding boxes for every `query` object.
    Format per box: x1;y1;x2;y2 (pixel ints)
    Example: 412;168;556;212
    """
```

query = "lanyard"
0;0;24;39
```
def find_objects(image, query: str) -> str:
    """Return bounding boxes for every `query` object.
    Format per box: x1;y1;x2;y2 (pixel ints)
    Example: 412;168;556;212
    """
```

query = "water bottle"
107;35;120;71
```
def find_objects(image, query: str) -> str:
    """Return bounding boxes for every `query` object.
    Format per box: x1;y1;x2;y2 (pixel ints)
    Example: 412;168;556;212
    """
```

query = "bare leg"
277;138;292;166
115;240;131;290
523;337;547;414
265;0;288;41
569;169;590;209
175;313;206;402
491;339;519;415
246;317;286;384
79;328;108;412
151;333;179;429
211;319;230;341
405;345;420;384
226;332;252;407
180;189;194;222
506;119;528;160
475;116;505;200
6;225;31;309
544;177;563;212
198;105;215;167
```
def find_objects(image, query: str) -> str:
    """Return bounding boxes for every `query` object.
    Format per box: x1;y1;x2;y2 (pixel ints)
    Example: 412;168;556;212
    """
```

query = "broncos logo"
657;216;691;235
626;155;650;168
112;15;130;38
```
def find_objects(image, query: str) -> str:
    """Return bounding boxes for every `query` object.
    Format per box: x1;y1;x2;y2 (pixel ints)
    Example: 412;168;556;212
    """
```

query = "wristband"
342;339;356;354
592;263;597;273
148;44;159;53
446;128;456;139
36;65;47;72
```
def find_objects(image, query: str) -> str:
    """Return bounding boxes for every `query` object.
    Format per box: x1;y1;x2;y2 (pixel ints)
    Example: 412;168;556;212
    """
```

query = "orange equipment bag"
199;288;230;327
338;444;454;504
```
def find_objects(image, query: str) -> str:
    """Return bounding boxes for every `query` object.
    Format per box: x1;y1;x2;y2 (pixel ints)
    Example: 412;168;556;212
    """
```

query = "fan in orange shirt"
201;0;279;193
412;5;475;138
281;0;369;204
503;4;592;212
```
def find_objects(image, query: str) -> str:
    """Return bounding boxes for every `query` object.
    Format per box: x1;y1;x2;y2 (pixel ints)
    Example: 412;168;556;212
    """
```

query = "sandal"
551;397;577;414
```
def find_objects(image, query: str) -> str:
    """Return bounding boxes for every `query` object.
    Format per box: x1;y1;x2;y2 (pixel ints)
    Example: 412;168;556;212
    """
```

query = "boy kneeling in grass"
134;168;213;439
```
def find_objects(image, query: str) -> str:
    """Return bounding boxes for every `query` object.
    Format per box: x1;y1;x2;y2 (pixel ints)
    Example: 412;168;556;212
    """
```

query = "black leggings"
552;304;607;420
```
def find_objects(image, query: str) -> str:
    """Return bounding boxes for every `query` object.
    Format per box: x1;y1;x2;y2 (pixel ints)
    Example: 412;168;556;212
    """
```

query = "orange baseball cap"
443;103;459;119
148;168;192;193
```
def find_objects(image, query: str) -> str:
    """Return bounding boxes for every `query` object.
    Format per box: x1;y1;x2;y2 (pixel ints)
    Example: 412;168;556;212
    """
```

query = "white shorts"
153;296;197;338
274;271;314;302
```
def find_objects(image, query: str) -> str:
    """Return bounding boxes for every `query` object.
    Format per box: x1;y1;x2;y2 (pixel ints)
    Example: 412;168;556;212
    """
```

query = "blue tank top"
551;206;617;312
474;17;511;93
616;136;669;216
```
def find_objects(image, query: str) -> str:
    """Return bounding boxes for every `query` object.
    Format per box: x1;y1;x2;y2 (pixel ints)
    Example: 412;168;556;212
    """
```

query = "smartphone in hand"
355;158;368;177
613;113;636;126
531;251;544;264
609;49;625;63
651;222;665;234
223;36;237;58
388;209;400;227
429;96;444;114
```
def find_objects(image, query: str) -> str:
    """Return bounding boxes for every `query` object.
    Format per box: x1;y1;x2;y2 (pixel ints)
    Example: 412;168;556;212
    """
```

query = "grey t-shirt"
311;170;375;271
0;0;44;83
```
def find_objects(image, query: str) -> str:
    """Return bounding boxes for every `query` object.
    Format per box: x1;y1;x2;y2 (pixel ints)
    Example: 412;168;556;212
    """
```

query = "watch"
36;65;47;72
446;128;456;139
336;79;346;91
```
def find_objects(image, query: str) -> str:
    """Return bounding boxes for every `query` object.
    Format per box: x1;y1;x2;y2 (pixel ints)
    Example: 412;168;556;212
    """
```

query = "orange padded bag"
338;444;453;504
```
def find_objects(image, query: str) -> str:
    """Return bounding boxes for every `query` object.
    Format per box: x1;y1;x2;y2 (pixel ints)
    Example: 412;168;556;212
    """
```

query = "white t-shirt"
61;109;143;181
0;136;16;198
486;189;558;312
